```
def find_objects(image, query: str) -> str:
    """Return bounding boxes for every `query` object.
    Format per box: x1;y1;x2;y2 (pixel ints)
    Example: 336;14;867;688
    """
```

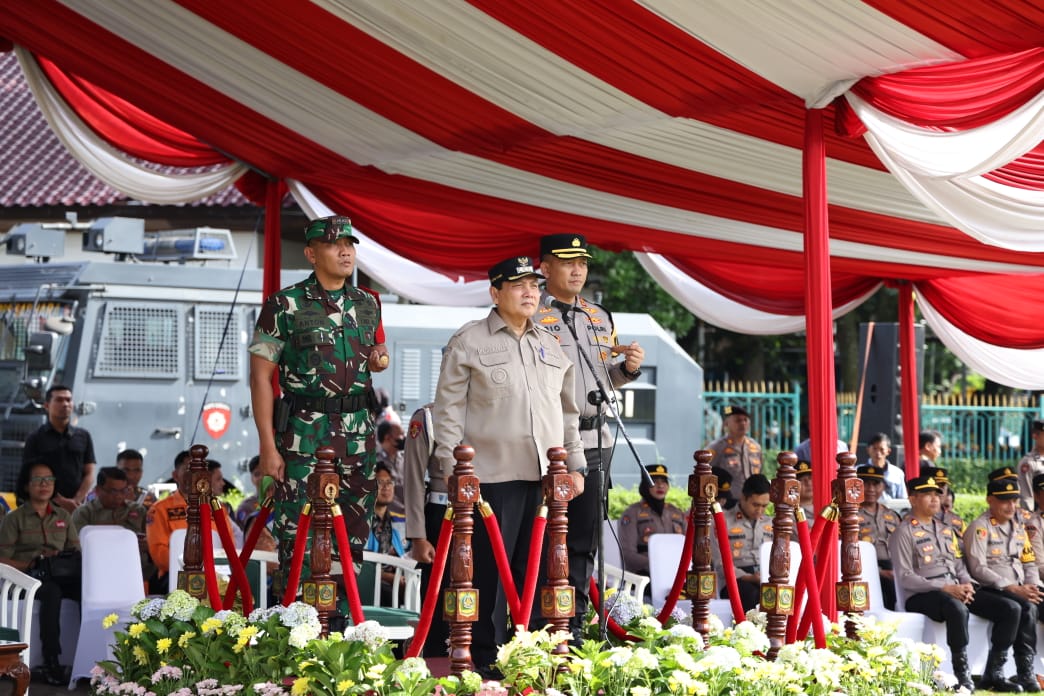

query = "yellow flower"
102;613;119;629
336;679;355;693
132;645;147;665
128;622;147;638
178;631;196;648
156;638;172;654
201;617;223;634
291;677;310;695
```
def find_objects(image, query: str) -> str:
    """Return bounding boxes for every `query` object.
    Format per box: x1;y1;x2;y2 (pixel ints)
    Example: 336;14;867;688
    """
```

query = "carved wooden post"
687;449;716;638
833;451;867;638
445;445;480;676
179;444;210;598
541;447;575;668
303;446;339;635
763;451;800;659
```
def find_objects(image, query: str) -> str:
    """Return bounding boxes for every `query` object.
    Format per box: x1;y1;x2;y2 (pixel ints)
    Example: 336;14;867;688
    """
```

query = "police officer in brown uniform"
711;473;773;612
433;256;586;674
964;478;1041;692
857;464;900;610
1018;420;1044;511
617;464;686;575
1024;473;1044;581
537;233;644;636
795;460;816;520
706;405;763;495
890;475;1009;692
402;402;449;656
923;466;966;536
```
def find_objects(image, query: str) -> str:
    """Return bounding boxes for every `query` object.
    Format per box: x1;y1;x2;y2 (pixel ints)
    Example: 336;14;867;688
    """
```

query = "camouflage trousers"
271;409;376;595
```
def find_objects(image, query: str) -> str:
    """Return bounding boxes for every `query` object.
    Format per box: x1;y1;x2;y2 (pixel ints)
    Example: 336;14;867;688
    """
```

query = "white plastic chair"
648;533;733;624
602;562;650;601
599;519;623;570
893;552;998;677
0;564;41;669
759;540;802;584
70;526;146;686
854;541;926;643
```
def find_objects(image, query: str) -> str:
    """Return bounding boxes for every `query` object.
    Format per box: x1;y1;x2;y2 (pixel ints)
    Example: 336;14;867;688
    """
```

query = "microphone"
544;295;577;314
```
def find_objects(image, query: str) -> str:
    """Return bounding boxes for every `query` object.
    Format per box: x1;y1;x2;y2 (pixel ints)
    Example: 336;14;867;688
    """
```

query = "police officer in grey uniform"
856;464;900;610
890;475;1005;692
711;473;773;612
706;405;763;494
433;256;586;674
964;478;1041;692
402;402;449;656
537;232;644;637
1024;473;1044;581
1018;420;1044;511
617;464;686;575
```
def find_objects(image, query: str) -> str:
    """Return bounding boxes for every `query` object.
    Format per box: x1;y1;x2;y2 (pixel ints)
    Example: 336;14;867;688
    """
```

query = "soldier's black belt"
579;414;603;431
285;392;371;414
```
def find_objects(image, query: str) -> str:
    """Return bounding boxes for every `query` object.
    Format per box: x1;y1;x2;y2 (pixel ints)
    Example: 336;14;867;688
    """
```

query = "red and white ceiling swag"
8;0;1044;618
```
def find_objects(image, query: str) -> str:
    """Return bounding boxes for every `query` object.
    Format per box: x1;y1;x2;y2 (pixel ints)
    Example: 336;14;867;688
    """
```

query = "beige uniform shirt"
858;503;900;564
403;404;445;540
711;505;773;588
617;500;687;575
1022;508;1044;577
1018;451;1044;511
963;511;1040;589
433;309;585;483
537;292;637;450
889;515;970;596
706;435;764;493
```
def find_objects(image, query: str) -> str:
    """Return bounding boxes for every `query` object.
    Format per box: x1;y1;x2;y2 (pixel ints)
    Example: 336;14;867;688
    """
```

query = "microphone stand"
559;305;652;641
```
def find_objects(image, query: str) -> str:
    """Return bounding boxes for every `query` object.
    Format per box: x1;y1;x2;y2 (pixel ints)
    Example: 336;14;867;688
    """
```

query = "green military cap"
987;478;1019;500
907;475;942;496
488;256;543;287
856;464;885;480
540;233;592;260
794;460;812;477
987;466;1018;482
304;215;360;244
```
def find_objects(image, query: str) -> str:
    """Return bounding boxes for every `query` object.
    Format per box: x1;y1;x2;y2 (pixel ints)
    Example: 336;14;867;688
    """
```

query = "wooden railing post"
179;444;210;598
833;451;866;638
763;451;800;659
302;446;339;635
445;445;480;676
687;449;716;638
541;446;575;669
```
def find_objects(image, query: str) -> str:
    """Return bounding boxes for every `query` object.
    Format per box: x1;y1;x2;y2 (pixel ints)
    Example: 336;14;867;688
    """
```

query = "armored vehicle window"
192;307;241;381
95;303;180;378
0;302;68;361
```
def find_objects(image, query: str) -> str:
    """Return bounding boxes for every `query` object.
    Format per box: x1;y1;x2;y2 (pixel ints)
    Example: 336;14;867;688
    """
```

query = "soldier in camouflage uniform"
249;215;390;592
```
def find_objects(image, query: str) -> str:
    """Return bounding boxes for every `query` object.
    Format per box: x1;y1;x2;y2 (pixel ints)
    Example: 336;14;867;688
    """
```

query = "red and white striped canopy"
4;1;1044;374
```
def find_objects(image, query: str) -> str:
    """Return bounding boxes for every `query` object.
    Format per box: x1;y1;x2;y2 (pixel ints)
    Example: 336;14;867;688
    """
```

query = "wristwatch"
621;365;642;379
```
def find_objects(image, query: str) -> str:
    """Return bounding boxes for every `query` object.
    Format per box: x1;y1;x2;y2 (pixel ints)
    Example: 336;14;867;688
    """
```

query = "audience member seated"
618;464;687;576
146;450;234;593
0;462;80;685
72;466;154;584
376;421;406;514
364;462;408;605
711;473;772;612
117;448;156;507
856;464;899;610
866;433;906;501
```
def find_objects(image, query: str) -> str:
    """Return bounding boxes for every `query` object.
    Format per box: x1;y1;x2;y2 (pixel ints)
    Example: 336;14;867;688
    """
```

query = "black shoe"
42;657;67;686
474;663;503;681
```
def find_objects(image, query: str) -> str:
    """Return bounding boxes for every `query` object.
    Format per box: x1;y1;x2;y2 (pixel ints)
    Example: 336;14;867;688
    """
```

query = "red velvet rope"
797;514;837;640
518;511;548;626
210;502;254;615
405;511;454;658
655;510;695;624
222;502;272;611
712;507;746;622
587;579;638;641
281;508;312;606
794;513;825;648
479;505;523;621
199;504;222;611
788;511;828;642
331;507;366;626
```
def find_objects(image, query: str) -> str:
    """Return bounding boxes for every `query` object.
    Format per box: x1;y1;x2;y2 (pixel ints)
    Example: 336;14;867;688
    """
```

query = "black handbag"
28;549;81;582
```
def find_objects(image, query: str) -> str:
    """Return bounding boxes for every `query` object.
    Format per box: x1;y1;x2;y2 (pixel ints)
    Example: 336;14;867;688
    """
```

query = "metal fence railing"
703;381;802;451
